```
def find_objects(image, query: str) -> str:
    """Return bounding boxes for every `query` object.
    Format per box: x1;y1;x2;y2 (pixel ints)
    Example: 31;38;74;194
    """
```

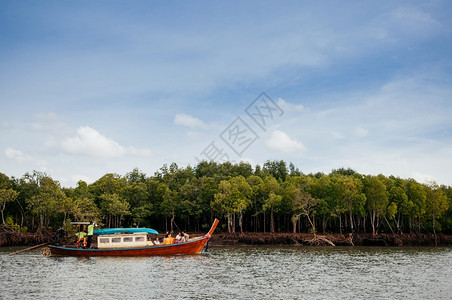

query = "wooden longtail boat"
48;219;219;256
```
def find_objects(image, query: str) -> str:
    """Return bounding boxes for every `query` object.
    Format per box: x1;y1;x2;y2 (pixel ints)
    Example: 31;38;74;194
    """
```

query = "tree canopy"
0;161;451;235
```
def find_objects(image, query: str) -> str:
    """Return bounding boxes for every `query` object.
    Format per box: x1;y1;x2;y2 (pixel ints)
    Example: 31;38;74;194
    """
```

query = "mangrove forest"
0;160;451;238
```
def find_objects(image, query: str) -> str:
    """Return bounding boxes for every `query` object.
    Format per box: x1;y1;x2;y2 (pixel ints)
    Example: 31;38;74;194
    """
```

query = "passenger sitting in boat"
174;233;181;244
154;237;161;245
163;233;173;245
182;231;189;242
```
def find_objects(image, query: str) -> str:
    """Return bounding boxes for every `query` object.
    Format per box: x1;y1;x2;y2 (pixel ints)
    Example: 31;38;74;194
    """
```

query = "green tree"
247;175;264;232
230;176;252;233
405;180;427;233
126;168;147;184
439;185;452;234
69;180;99;222
285;176;319;234
212;176;251;233
0;189;18;226
196;176;218;228
263;160;288;181
179;177;201;228
262;176;282;233
212;180;234;232
425;182;449;235
89;173;127;226
337;175;366;233
363;175;388;236
159;183;180;232
72;196;100;222
387;183;408;233
124;181;150;226
310;175;337;234
99;192;130;228
27;175;67;230
0;173;19;225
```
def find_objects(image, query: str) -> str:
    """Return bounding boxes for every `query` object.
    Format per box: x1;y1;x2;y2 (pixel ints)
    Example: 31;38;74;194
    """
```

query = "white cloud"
277;98;304;113
31;112;71;135
5;147;34;163
265;130;305;153
61;126;152;159
4;147;46;166
174;113;206;129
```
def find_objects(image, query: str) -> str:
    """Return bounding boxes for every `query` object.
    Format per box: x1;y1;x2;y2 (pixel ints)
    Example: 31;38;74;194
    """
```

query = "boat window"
99;238;110;244
123;237;133;242
111;237;121;243
135;237;145;242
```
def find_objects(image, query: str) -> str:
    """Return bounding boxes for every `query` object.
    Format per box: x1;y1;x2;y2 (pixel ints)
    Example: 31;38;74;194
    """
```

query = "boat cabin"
97;233;154;249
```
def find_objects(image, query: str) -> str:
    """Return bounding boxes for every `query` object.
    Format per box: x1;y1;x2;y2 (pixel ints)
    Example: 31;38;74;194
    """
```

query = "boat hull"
49;237;210;256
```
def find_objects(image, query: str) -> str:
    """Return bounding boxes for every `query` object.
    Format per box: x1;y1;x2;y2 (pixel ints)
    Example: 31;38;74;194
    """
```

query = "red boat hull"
49;237;209;256
49;219;219;257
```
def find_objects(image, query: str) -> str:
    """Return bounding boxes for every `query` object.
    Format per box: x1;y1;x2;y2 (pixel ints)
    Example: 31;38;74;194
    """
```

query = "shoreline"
1;230;451;247
209;232;452;247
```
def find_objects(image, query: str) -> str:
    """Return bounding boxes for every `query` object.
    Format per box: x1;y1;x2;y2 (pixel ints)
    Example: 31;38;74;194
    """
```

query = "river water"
1;246;451;299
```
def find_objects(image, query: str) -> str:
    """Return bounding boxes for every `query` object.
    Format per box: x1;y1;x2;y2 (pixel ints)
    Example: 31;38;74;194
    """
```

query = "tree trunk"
170;210;175;233
370;210;376;237
1;201;6;225
304;212;316;237
312;214;316;235
384;216;394;235
254;207;258;233
270;207;275;233
17;200;24;228
432;210;436;236
232;213;236;234
349;210;354;233
39;213;44;229
239;211;243;234
292;214;300;234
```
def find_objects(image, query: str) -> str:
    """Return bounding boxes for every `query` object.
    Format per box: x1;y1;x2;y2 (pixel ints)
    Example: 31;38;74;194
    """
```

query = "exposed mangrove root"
348;234;354;246
290;237;301;246
0;227;55;247
306;235;335;246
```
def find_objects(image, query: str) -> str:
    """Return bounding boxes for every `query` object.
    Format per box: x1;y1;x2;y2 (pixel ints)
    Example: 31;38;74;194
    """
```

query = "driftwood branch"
8;242;48;256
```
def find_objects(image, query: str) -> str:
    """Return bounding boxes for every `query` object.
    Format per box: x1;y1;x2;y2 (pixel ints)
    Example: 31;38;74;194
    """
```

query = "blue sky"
1;1;451;186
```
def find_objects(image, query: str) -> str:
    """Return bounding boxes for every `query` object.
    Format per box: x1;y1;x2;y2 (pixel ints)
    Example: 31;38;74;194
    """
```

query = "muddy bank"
2;229;451;247
210;232;452;247
0;229;56;247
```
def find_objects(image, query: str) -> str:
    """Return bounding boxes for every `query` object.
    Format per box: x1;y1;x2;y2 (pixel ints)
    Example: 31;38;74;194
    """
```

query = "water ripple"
1;246;451;299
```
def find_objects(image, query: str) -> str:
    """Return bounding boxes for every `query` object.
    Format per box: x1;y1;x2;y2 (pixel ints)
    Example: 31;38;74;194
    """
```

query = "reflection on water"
2;246;451;299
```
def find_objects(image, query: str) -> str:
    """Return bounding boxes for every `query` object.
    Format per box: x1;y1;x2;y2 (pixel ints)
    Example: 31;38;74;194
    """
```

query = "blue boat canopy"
93;228;159;235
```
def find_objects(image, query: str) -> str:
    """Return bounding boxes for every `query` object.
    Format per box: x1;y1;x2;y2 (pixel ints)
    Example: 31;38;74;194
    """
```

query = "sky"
1;1;451;187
